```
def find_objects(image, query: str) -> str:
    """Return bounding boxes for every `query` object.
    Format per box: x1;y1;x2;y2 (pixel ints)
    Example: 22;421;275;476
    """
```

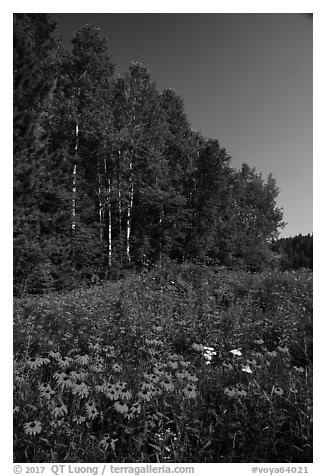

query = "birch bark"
72;123;78;232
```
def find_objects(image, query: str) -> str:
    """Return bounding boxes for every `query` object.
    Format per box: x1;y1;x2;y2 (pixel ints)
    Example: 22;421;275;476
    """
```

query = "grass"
13;263;313;463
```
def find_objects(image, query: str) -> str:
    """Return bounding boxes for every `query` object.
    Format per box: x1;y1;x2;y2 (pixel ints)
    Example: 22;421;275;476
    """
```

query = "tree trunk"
126;159;133;262
108;176;112;267
108;179;112;267
97;159;103;243
117;149;122;239
159;207;164;262
72;123;78;232
104;157;112;267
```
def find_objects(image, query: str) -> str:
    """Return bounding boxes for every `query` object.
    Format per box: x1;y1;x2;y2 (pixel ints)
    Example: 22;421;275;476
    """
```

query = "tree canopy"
14;15;288;295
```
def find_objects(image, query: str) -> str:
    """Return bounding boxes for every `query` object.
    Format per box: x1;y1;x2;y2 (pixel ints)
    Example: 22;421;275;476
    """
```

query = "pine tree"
13;13;58;295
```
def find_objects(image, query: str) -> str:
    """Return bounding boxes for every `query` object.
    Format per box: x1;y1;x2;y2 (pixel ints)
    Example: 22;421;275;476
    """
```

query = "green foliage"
14;267;312;463
276;234;313;270
13;14;59;296
13;17;287;295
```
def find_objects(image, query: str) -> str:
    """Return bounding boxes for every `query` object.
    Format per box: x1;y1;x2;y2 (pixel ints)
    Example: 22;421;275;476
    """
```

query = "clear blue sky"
51;13;312;238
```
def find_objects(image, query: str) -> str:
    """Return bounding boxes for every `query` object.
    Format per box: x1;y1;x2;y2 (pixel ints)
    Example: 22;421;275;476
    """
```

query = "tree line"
273;234;313;270
14;14;287;295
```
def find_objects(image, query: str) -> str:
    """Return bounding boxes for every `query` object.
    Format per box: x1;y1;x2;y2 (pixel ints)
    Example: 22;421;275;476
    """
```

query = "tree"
43;25;116;285
159;89;198;262
227;164;285;270
13;13;58;295
188;139;232;263
111;63;168;266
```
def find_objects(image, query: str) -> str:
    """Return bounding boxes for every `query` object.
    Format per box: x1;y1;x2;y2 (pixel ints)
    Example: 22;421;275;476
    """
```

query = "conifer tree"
13;13;57;294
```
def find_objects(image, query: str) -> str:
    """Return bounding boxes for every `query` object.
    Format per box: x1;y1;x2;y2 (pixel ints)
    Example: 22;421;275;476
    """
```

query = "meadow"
13;263;313;463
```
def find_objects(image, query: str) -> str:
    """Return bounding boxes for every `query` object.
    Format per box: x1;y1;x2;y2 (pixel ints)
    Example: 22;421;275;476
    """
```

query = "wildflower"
204;346;215;352
85;402;99;420
99;435;111;451
115;381;127;390
54;372;73;389
75;354;90;366
71;381;89;398
252;351;263;359
142;379;155;390
186;373;198;382
90;363;104;373
237;389;248;397
73;416;86;425
52;403;68;418
153;366;165;377
293;366;305;373
183;384;198;399
241;364;253;374
24;420;42;436
179;360;190;368
131;402;142;415
230;349;242;356
38;383;55;399
161;377;174;392
273;386;284;396
50;418;65;429
138;388;153;402
224;386;237;397
151;375;160;384
176;370;189;380
95;383;108;394
265;351;278;358
49;351;61;360
118;386;132;401
277;346;289;354
124;408;136;420
168;360;178;370
70;370;88;381
13;406;20;414
39;357;50;366
168;353;181;361
57;356;73;369
143;372;155;382
105;384;119;401
26;357;43;370
192;343;205;352
100;435;119;451
153;325;163;332
112;363;122;373
254;339;264;345
113;401;129;414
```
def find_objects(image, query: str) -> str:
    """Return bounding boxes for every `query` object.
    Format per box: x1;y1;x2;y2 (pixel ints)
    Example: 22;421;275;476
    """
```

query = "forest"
13;13;293;296
13;14;313;464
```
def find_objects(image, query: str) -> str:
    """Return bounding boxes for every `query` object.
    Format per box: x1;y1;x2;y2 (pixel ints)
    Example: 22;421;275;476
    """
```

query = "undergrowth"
13;264;313;463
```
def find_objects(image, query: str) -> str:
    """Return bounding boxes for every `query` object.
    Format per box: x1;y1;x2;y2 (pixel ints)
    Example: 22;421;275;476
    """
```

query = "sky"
50;13;313;238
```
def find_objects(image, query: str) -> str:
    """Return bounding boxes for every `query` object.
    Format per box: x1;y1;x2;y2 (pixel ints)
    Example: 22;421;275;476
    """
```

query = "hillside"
14;264;313;463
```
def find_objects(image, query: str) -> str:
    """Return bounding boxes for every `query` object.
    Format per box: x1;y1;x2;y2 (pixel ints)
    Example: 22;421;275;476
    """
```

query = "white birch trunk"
104;157;112;267
159;208;164;262
118;149;122;239
97;160;103;243
108;176;112;267
126;159;133;262
72;123;78;232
